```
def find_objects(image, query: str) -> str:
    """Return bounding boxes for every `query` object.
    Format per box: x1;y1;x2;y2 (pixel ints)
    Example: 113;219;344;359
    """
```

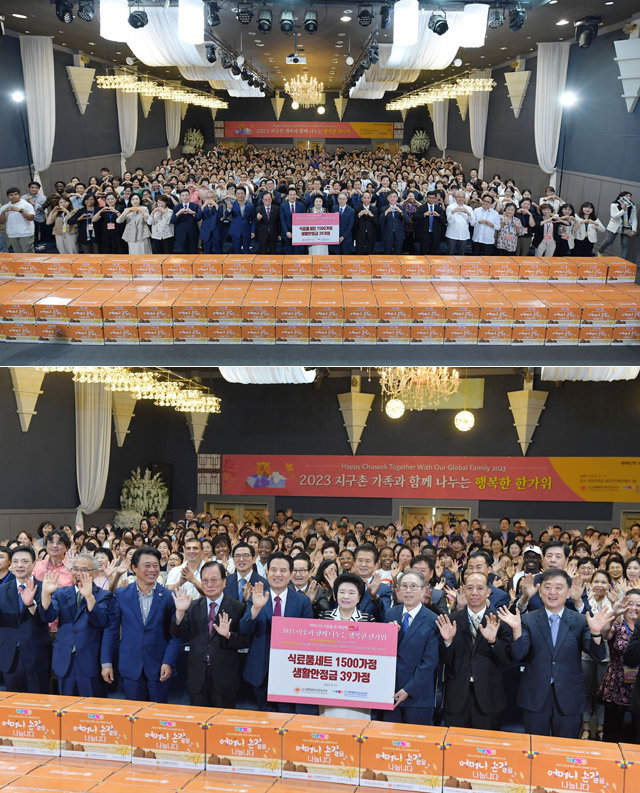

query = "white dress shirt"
165;560;205;599
446;204;474;240
472;207;501;243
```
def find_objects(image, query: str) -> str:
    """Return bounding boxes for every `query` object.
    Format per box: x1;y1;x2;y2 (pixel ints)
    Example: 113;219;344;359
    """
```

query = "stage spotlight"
380;4;391;29
575;17;601;49
220;51;233;69
205;43;217;63
231;61;242;75
237;3;253;24
77;1;95;22
241;67;250;80
369;45;379;64
257;8;272;32
280;9;294;33
206;1;221;26
428;8;448;36
508;3;526;32
55;1;74;24
304;9;318;33
358;5;373;26
487;7;504;29
128;6;149;28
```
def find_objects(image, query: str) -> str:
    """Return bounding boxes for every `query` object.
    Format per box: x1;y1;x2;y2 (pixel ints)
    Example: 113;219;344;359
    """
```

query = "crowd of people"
0;147;637;260
2;510;640;742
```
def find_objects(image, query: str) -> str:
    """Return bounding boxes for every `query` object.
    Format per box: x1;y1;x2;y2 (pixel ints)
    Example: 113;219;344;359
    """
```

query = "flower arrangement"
115;467;169;528
410;130;431;154
182;128;204;154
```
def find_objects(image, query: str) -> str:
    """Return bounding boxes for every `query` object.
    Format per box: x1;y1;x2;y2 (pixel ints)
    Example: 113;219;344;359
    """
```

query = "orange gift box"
34;322;69;342
548;258;579;282
434;285;479;325
498;285;548;325
271;780;356;793
275;283;311;324
444;325;479;343
575;258;608;283
103;283;157;323
2;322;38;342
516;257;550;283
68;282;125;324
13;255;48;279
92;765;198;793
223;256;255;280
487;257;519;283
404;283;446;325
620;744;640;793
205;710;291;776
161;255;197;280
173;324;209;343
579;325;612;344
574;292;616;326
400;256;430;280
172;283;219;324
341;256;371;280
282;256;312;280
0;281;61;321
311;256;342;280
281;715;362;784
343;284;378;324
242;324;277;343
466;286;514;325
253;256;283;280
275;325;309;343
310;283;344;325
0;694;83;755
15;757;126;791
40;256;76;279
512;325;546;344
0;755;51;775
183;770;277;793
67;324;105;343
343;325;377;343
377;325;411;343
371;255;402;280
104;324;139;343
429;257;460;281
242;283;280;323
192;255;224;280
71;256;105;279
531;736;624;793
373;283;411;324
131;257;163;280
101;256;133;280
411;324;445;343
309;325;343;343
207;282;249;323
545;325;580;344
139;324;174;344
137;283;187;324
592;286;640;325
130;704;219;770
442;729;530;793
530;285;581;325
612;325;640;344
457;257;491;282
208;324;243;343
478;325;512;344
359;721;445;791
34;282;95;323
605;257;636;283
0;253;18;277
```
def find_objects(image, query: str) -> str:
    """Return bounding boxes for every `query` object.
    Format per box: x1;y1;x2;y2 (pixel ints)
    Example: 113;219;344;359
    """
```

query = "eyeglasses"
399;583;422;591
71;567;93;573
233;553;252;559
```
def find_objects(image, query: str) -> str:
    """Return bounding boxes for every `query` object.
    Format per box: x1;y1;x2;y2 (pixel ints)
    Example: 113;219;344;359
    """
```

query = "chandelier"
386;76;496;111
283;73;324;107
379;367;460;413
96;75;228;110
40;367;221;414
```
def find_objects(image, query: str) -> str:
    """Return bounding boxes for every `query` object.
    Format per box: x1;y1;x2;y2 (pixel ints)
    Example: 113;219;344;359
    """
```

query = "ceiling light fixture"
575;16;601;48
487;7;504;29
237;2;253;24
280;9;295;33
205;43;217;63
206;1;221;26
304;9;318;33
257;7;272;32
428;8;449;36
358;5;373;26
77;1;95;22
508;3;526;32
340;14;352;22
128;4;149;29
317;105;325;114
380;4;391;29
55;1;74;24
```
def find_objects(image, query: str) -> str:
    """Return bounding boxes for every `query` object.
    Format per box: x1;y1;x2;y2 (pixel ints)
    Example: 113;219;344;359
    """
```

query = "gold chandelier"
386;76;496;111
283;73;324;107
96;75;228;110
379;367;460;412
39;367;221;414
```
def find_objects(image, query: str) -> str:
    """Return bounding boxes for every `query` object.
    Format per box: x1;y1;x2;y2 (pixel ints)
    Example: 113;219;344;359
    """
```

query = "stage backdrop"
223;121;394;138
219;455;640;503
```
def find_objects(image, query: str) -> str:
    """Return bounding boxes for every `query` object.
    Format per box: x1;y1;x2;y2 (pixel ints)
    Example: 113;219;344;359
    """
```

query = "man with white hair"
445;191;474;255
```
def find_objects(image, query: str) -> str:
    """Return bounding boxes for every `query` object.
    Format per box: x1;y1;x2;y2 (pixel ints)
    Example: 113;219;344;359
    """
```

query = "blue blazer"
385;604;440;707
197;204;220;243
0;578;50;672
229;200;255;238
488;585;510;611
512;606;606;715
41;584;112;678
240;589;313;686
337;205;355;241
359;582;393;620
170;202;200;246
525;573;589;613
380;206;410;243
224;570;268;602
280;200;306;238
101;582;182;681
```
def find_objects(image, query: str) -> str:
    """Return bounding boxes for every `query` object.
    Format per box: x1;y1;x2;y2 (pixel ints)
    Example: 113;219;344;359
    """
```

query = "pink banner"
224;121;394;139
292;212;339;246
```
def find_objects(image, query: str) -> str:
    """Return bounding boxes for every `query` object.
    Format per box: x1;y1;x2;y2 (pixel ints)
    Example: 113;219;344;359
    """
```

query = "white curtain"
219;367;317;384
383;9;466;70
534;42;571;186
75;381;112;528
19;36;55;183
541;367;640;382
349;67;419;100
116;82;138;176
165;100;181;159
469;69;492;178
433;100;449;155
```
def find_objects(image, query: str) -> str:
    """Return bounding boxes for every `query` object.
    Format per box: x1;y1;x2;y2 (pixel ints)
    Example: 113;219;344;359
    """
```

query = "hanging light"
428;8;449;36
56;1;74;24
454;410;475;432
385;399;405;419
178;0;205;44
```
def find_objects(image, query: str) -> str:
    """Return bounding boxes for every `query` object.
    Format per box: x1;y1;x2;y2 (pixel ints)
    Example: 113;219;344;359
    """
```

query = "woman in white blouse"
116;193;151;254
308;194;329;255
573;202;605;257
147;195;175;254
598;192;637;260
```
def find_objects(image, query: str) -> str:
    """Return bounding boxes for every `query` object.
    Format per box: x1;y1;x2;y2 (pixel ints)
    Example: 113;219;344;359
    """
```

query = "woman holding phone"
598;192;637;260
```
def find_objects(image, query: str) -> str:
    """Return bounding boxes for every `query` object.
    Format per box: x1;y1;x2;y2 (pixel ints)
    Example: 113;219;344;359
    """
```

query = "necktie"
208;601;217;635
470;613;481;639
18;583;25;611
266;206;270;219
291;203;295;215
183;204;187;211
340;207;343;216
273;594;282;617
429;206;434;232
238;578;246;601
549;613;560;646
401;612;411;634
76;589;83;610
240;204;245;218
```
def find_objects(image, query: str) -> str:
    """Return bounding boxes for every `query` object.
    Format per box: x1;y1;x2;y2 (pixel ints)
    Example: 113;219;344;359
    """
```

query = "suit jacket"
524;573;589;612
224;570;268;602
488;585;510;611
0;578;50;672
623;622;640;715
196;204;220;243
413;203;447;241
229;200;255;238
359;581;392;620
40;584;112;678
240;589;313;686
354;205;379;246
170;202;200;245
170;594;248;695
385;604;440;707
512;607;606;715
380;206;410;244
280;200;306;238
336;205;355;242
254;204;280;247
440;608;512;715
101;582;182;681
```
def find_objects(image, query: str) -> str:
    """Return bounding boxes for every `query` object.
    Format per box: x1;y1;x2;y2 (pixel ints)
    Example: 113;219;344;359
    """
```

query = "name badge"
107;223;115;230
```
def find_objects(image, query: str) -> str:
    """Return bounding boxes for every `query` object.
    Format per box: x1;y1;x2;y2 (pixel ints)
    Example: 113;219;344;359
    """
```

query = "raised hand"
251;582;270;611
478;613;500;645
569;577;585;604
20;578;37;608
77;571;94;600
213;611;232;639
367;569;383;597
42;570;60;596
104;559;119;580
497;605;521;636
436;614;458;643
171;586;192;614
586;605;614;636
520;573;538;601
566;560;578;579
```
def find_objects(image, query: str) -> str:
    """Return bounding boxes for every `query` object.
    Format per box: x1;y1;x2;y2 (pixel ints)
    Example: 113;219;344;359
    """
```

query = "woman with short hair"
116;193;152;254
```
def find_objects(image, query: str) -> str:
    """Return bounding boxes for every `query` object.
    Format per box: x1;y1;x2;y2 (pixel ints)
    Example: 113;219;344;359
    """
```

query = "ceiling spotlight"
291;100;300;110
237;53;245;66
304;9;318;33
575;16;601;48
257;7;272;32
454;410;475;432
317;105;325;114
385;399;405;419
508;3;526;32
428;8;448;36
340;14;352;22
237;3;253;24
358;5;373;26
345;54;355;65
55;1;74;24
369;45;379;64
205;43;217;63
206;1;221;26
128;5;149;28
453;57;462;67
487;7;504;29
280;9;294;33
561;90;577;106
77;1;95;22
380;4;391;29
247;75;255;86
241;67;250;80
220;51;233;69
231;61;242;75
11;91;25;103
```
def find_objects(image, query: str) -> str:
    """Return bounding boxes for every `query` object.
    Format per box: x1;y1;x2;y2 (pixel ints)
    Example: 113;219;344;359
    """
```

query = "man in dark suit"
170;188;200;253
225;542;267;602
39;553;112;696
353;543;392;619
280;187;307;254
413;190;447;254
303;178;327;210
380;190;410;254
0;546;50;693
101;546;182;702
498;568;611;737
517;541;589;613
254;192;280;254
436;572;512;729
240;551;313;711
498;517;516;548
354;191;379;254
329;192;355;255
229;186;255;254
465;551;510;610
255;178;282;207
171;561;248;707
410;555;448;616
384;569;440;724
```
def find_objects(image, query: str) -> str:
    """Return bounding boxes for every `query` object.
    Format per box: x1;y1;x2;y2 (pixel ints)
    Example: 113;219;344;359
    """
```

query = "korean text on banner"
292;213;340;246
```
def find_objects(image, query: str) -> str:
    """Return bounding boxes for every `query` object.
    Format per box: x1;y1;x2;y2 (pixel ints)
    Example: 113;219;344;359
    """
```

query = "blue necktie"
339;207;343;216
549;613;560;646
18;583;25;612
401;612;410;635
238;578;246;601
429;206;434;232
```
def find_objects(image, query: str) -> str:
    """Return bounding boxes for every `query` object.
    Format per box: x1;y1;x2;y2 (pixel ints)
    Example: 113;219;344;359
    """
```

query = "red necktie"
208;601;217;635
266;206;270;218
273;595;282;617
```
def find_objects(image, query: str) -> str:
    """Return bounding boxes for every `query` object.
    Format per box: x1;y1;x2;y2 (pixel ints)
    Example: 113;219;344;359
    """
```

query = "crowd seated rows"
0;146;637;259
3;510;640;743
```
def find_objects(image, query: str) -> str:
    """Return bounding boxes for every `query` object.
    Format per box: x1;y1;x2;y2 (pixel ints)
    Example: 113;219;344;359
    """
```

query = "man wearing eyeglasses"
224;542;268;603
471;194;501;255
33;529;73;587
384;569;439;725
